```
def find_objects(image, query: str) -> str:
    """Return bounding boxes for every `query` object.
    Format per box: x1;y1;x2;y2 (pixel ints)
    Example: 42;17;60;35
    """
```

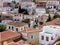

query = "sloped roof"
0;31;20;42
8;21;27;27
21;28;42;33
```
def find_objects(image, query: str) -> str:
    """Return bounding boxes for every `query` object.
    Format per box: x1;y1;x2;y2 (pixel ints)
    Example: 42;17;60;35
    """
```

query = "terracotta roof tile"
0;31;20;41
21;28;42;33
37;18;60;28
8;21;27;27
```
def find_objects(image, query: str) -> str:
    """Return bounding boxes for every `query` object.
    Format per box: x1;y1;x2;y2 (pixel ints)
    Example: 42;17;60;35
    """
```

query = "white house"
3;0;12;2
2;7;13;14
20;2;36;15
12;14;23;21
23;15;38;20
7;21;29;32
57;4;60;11
35;8;46;16
46;0;59;9
39;25;60;45
21;2;36;9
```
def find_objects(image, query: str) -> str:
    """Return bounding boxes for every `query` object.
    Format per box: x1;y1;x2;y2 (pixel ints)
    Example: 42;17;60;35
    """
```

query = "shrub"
0;25;6;32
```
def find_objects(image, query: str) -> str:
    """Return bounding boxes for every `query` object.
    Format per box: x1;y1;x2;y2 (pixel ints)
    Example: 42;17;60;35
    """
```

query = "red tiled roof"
0;31;20;42
37;18;60;28
21;28;41;33
8;21;27;27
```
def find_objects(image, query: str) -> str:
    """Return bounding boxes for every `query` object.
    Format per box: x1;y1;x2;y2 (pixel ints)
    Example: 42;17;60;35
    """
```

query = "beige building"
12;14;23;21
7;21;29;32
37;14;49;24
21;28;42;43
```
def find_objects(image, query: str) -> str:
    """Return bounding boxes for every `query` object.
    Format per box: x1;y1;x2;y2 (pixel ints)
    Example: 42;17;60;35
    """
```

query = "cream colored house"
12;14;23;21
21;28;42;43
37;14;49;24
7;21;29;32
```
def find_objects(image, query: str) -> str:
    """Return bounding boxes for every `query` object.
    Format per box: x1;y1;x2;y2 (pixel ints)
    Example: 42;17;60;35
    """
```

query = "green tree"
46;14;51;22
15;4;18;8
33;24;38;28
22;19;30;23
18;6;21;13
0;25;6;32
11;1;18;8
12;1;16;4
53;14;60;19
22;19;30;27
32;0;35;2
18;8;28;14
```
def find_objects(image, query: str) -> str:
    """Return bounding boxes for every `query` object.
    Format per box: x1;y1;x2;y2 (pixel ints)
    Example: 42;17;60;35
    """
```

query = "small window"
41;36;44;40
9;26;10;29
15;19;16;21
12;26;14;30
21;28;23;30
16;28;18;32
24;27;25;30
46;37;49;41
51;37;53;40
31;35;34;39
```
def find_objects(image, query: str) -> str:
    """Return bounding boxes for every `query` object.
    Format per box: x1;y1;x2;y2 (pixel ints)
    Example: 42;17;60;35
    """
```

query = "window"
9;26;10;29
16;28;18;32
24;27;26;30
12;26;14;30
51;37;53;40
6;16;9;18
21;28;23;30
46;37;49;41
31;35;34;39
41;36;44;40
